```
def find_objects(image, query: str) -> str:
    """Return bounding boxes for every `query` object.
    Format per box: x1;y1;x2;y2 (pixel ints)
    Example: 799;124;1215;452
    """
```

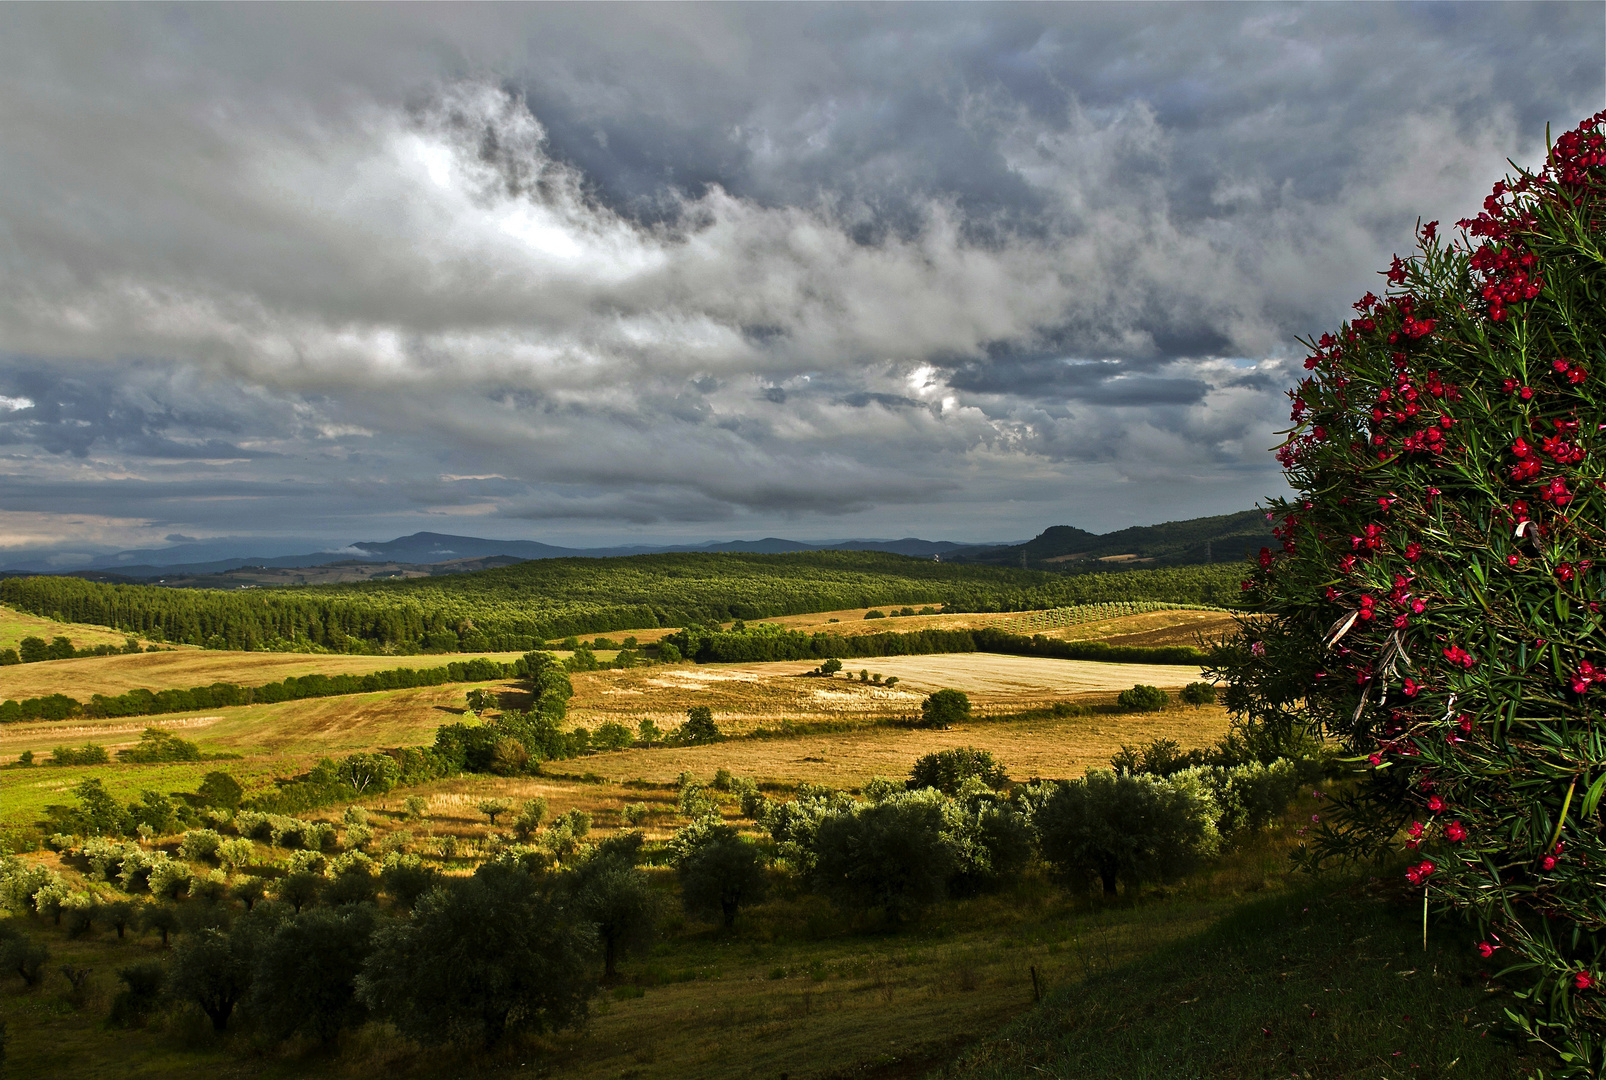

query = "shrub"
197;771;243;810
678;706;721;746
276;871;323;914
1034;770;1216;895
593;721;634;751
1110;737;1210;778
1209;110;1606;1067
342;823;373;852
1116;684;1169;712
909;748;1008;795
759;784;853;874
512;798;548;842
919;688;971;728
118;728;202;763
51;743;109;766
1180;681;1218;707
0;927;48;987
379;854;440;910
403;795;429;820
147;859;192;902
357;865;596;1048
864;609;887;619
108;960;165;1026
179;829;223;864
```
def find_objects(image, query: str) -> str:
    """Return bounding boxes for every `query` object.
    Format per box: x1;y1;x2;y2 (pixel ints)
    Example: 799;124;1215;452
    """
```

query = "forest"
0;554;1243;653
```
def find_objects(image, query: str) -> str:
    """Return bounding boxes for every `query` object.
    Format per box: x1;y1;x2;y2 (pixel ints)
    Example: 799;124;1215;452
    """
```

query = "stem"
1546;775;1578;855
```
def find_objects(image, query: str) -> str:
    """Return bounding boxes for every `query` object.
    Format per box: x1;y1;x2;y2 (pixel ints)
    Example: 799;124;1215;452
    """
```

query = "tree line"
664;623;1204;665
0;553;1244;654
1;657;516;724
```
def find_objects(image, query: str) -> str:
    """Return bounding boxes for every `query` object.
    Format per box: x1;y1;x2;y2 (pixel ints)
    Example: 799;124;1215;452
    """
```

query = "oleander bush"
1212;109;1606;1072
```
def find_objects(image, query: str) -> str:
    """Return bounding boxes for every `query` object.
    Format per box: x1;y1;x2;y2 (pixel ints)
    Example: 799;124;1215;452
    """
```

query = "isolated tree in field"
908;747;1008;795
512;797;548;841
819;657;843;676
675;823;768;929
1179;681;1217;708
919;688;971;728
251;907;376;1045
570;849;658;978
357;864;596;1048
478;797;513;827
1033;770;1215;896
812;798;953;923
679;705;721;745
1209;111;1606;1065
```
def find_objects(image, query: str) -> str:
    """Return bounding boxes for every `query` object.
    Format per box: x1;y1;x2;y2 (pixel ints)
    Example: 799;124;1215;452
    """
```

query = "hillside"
951;510;1273;570
0;552;1245;653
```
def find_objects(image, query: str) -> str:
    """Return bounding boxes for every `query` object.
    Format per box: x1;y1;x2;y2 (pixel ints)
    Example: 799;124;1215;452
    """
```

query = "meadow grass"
0;604;154;654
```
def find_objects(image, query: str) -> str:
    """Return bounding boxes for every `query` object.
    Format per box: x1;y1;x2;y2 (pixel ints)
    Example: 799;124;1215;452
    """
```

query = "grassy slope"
939;879;1533;1080
0;605;151;653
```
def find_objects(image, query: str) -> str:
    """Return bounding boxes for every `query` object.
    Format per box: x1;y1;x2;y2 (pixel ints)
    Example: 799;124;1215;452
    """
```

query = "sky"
0;4;1602;564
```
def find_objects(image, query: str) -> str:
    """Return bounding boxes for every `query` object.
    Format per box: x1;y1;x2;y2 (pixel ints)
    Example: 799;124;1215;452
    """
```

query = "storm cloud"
0;4;1600;560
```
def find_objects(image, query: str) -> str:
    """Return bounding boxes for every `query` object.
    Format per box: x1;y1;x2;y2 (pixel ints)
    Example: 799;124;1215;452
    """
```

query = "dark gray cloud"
0;4;1599;557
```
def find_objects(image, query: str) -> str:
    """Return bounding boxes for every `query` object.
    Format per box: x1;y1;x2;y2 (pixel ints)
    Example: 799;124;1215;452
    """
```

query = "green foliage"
1116;684;1169;711
118;727;202;763
570;847;658;977
356;864;597;1048
909;747;1008;794
864;609;887;619
592;721;634;751
0;925;48;987
920;688;971;728
196;771;243;810
811;796;952;923
167;921;261;1032
379;854;440;910
512;798;548;841
664;622;1204;666
51;743;109;766
678;706;721;746
0;550;1243;656
1209;112;1606;1069
108;960;165;1026
250;906;376;1044
674;822;768;929
477;798;512;826
1110;737;1209;778
1034;770;1217;895
1179;681;1217;707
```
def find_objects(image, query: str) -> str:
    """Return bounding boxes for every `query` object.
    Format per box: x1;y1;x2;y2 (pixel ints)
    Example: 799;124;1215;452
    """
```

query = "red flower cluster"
1405;860;1436;886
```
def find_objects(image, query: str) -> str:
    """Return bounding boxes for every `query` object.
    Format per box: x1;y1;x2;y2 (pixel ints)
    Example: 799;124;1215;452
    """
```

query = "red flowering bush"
1211;110;1606;1074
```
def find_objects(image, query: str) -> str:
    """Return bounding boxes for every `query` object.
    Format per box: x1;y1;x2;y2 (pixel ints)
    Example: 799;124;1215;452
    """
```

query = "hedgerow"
1213;110;1606;1071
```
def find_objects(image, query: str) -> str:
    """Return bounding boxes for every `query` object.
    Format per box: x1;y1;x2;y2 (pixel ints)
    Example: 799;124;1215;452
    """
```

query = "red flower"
1427;795;1445;814
1477;941;1496;958
1405;860;1436;885
1442;645;1475;669
1577;972;1595;991
1445;821;1467;842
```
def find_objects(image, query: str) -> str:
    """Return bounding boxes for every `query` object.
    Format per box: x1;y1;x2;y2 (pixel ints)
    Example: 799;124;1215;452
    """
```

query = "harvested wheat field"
571;653;1204;731
564;704;1231;788
0;647;531;699
0;680;513;762
1046;608;1241;649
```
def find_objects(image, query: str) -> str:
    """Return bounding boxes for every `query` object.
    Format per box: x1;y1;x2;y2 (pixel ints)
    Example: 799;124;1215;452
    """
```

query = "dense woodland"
0;554;1243;653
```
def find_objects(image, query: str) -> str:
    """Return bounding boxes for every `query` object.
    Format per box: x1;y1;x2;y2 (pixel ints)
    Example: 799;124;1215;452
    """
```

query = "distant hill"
947;510;1273;570
0;513;1265;587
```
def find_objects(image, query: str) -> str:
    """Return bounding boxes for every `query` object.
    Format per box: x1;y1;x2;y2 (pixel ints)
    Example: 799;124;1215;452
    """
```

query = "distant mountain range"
0;531;989;582
0;512;1271;587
